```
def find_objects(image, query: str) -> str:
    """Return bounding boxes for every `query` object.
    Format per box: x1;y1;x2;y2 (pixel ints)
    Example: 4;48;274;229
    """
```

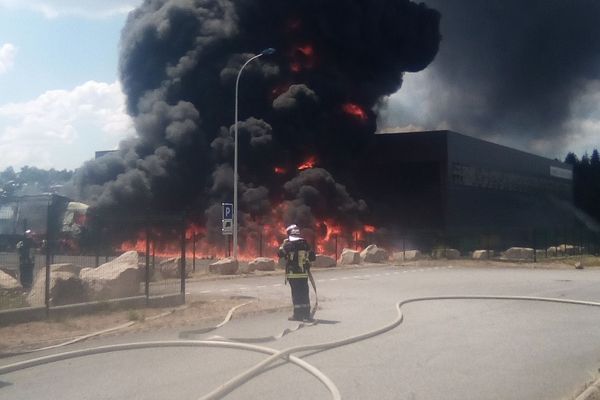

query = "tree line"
565;149;600;223
0;166;73;198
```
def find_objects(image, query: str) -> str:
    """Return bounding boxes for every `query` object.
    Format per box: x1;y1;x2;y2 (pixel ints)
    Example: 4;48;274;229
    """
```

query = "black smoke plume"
385;0;600;151
74;0;441;248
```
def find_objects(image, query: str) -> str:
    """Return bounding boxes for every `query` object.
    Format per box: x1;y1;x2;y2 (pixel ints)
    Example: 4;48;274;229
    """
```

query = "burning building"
72;0;442;258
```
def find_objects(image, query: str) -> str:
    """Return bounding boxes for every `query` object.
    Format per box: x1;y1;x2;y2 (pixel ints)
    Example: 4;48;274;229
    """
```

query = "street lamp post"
233;48;275;260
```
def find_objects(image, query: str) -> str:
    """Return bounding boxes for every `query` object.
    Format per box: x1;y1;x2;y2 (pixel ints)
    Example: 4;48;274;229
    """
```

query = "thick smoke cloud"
384;0;600;153
74;0;440;245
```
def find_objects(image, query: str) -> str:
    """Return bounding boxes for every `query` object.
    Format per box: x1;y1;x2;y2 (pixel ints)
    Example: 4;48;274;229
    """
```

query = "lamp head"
261;48;276;56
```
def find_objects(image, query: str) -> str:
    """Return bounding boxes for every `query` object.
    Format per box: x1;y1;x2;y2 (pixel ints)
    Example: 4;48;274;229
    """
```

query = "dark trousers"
289;278;310;319
19;262;33;290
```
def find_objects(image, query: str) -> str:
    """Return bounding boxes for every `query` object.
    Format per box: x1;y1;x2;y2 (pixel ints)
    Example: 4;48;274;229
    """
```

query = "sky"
0;0;598;172
0;0;140;171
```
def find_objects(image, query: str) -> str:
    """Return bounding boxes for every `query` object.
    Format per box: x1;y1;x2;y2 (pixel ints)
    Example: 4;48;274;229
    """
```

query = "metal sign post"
222;203;233;236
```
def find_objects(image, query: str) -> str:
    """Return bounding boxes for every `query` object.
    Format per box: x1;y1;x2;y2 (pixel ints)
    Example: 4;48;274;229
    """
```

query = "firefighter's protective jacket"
278;238;315;279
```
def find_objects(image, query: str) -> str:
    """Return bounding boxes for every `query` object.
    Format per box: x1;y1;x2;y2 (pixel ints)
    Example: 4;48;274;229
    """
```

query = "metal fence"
331;226;600;262
0;210;187;313
2;205;600;314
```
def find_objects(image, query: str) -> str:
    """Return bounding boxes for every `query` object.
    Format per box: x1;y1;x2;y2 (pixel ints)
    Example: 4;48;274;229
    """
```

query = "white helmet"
286;224;301;239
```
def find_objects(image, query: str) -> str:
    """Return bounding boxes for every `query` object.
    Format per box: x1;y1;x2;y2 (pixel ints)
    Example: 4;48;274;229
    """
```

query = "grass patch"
127;309;145;322
0;290;28;310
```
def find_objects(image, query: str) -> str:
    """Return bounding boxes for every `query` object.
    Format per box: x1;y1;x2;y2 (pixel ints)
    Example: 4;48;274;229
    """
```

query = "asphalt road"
2;263;600;400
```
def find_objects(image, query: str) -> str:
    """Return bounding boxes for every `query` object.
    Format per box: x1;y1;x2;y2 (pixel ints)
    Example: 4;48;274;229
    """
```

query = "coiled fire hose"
2;295;600;400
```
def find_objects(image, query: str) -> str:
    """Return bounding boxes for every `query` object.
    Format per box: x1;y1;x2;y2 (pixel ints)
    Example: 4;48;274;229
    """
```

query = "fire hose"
2;295;600;400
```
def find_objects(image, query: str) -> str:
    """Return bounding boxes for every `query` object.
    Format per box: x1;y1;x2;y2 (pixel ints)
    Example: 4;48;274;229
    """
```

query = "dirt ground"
1;255;598;356
0;295;286;355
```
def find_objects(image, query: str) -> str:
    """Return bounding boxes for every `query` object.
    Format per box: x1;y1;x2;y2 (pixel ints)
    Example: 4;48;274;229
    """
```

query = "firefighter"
16;230;35;290
278;224;316;322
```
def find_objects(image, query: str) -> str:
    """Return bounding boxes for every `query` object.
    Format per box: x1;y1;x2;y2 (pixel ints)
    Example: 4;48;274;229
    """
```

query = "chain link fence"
1;197;599;314
0;205;187;313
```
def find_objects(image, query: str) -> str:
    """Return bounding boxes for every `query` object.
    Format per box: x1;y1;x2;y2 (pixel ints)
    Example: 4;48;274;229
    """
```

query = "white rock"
0;269;20;290
432;248;461;259
238;263;255;274
158;257;192;279
209;257;239;275
27;270;88;306
80;251;142;299
249;257;276;271
392;250;422;262
339;248;361;265
50;263;83;275
472;250;493;260
313;255;336;268
502;247;534;260
360;245;389;263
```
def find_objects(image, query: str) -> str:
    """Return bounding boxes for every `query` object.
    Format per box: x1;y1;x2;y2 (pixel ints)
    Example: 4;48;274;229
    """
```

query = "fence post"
144;224;150;304
44;201;52;316
532;228;537;263
334;234;338;260
180;218;186;302
152;240;155;272
403;235;406;262
192;234;196;273
259;230;263;257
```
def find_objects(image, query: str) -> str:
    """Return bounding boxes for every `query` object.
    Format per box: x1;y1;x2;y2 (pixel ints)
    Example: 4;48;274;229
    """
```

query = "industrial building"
359;130;596;241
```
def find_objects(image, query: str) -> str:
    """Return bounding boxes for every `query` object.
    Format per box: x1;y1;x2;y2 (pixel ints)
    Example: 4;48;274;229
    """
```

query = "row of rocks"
24;251;143;307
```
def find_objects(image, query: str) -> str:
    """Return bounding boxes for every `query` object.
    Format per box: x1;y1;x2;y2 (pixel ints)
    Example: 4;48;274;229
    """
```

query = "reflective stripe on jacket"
278;238;314;279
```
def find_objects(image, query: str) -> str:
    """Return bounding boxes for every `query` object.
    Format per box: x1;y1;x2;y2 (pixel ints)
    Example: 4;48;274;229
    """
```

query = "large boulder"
472;250;493;260
158;257;192;279
392;250;422;262
50;263;83;275
502;247;534;260
249;257;276;271
339;248;361;265
0;269;20;290
313;255;336;268
360;245;389;263
80;251;142;299
27;270;88;307
432;248;461;259
209;258;239;275
238;263;256;274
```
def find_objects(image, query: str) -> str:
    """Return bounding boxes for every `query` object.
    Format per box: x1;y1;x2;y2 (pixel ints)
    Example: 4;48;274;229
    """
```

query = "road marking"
256;285;266;289
272;283;283;287
329;278;339;281
220;288;230;292
200;290;211;294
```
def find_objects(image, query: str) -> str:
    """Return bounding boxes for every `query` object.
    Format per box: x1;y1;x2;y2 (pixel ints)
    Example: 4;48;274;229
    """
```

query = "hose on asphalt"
197;295;600;400
3;295;600;400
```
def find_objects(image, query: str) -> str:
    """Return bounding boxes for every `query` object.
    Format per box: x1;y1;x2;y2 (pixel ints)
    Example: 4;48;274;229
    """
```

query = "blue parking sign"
222;203;233;220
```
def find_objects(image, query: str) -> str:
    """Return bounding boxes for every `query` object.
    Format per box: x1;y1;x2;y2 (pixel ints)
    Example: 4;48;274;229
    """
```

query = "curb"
576;378;600;400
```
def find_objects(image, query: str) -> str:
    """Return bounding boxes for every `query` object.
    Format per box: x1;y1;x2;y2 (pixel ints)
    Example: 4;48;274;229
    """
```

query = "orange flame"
342;103;368;121
364;225;376;233
296;45;314;57
297;156;316;170
290;44;316;73
118;203;381;262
